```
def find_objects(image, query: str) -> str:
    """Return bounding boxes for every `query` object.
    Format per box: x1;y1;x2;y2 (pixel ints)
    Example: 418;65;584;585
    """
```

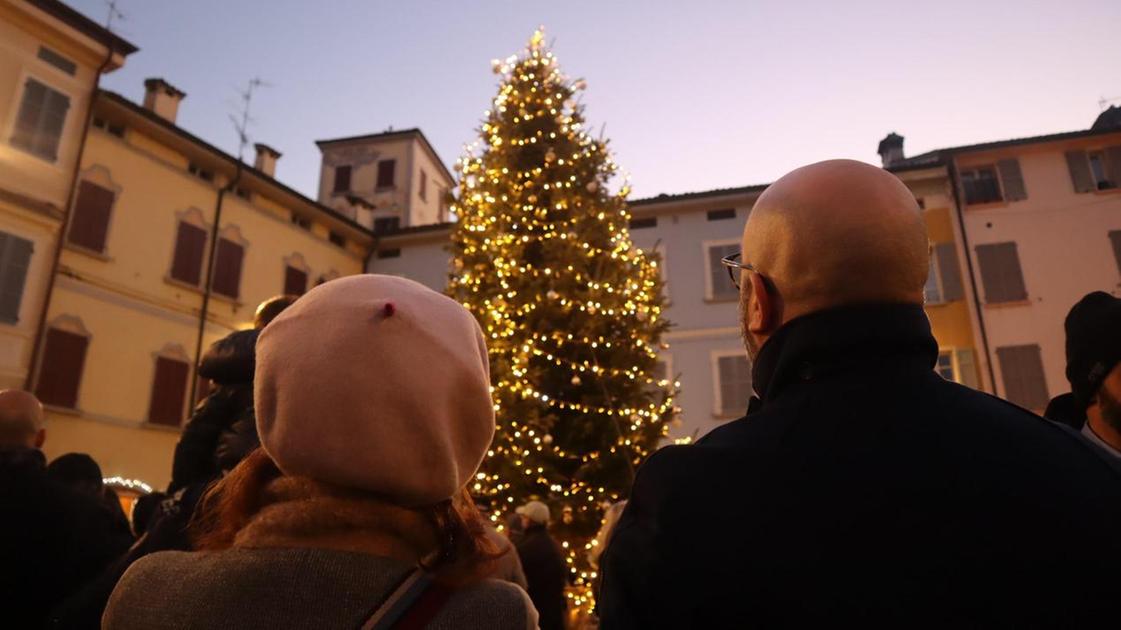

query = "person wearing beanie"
103;276;538;630
1047;291;1121;458
515;500;567;630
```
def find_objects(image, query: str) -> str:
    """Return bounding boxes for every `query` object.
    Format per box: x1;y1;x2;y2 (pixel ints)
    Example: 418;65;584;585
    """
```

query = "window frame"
6;71;73;165
166;208;210;288
960;165;1005;205
975;241;1028;305
146;344;192;428
333;164;352;194
711;348;752;419
702;238;741;302
210;225;248;301
66;165;121;256
283;252;310;296
418;169;428;201
0;231;35;325
33;315;91;410
376;159;397;190
995;344;1050;411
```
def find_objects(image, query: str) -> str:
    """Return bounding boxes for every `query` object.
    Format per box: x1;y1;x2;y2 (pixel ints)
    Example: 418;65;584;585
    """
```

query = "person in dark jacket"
1046;291;1121;457
598;160;1121;629
0;390;132;629
48;453;132;539
515;500;567;630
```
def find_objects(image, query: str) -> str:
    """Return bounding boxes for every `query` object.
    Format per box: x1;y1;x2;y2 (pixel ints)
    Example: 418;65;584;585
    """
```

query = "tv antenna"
1099;95;1121;111
229;77;272;163
103;0;125;31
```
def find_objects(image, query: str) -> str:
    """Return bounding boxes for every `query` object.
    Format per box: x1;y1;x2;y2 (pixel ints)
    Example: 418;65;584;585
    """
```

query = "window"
188;163;214;183
170;221;208;286
373;216;401;234
329;231;346;247
936;348;980;389
148;355;190;426
376;248;401;259
714;352;752;417
924;242;964;305
0;232;34;323
377;160;396;189
960;167;1003;205
334;165;351;193
705;241;740;301
707;208;736;221
1066;147;1121;192
996;344;1049;410
290;213;312;231
647;355;673;396
35;325;89;409
211;237;245;299
419;169;428;201
975;242;1027;304
234;187;252;201
284;265;308;295
628;216;657;230
11;77;70;162
1110;231;1121;276
92;117;125;138
68;181;114;253
37;47;76;75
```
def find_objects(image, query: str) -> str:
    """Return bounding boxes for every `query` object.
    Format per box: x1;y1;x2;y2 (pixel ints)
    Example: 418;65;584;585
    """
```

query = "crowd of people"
1;159;1119;628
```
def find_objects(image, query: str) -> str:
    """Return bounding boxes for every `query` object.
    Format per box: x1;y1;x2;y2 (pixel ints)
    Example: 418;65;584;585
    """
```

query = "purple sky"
69;0;1121;199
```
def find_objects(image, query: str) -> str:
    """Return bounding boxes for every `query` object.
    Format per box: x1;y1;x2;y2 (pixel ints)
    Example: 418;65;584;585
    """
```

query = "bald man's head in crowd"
0;389;46;449
738;160;929;358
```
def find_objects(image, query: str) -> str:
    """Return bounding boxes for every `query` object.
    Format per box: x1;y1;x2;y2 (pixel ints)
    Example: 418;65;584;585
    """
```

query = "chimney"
254;143;282;178
877;132;905;167
142;78;186;123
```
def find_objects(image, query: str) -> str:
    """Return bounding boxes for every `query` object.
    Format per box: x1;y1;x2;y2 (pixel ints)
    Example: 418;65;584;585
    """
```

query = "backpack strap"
360;567;453;630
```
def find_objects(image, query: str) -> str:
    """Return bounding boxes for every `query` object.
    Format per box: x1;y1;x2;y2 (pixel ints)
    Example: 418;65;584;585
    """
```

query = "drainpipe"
24;46;116;391
948;158;998;393
188;164;241;405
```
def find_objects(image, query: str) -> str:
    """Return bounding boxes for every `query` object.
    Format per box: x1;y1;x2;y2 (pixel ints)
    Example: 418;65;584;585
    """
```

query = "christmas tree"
448;29;676;608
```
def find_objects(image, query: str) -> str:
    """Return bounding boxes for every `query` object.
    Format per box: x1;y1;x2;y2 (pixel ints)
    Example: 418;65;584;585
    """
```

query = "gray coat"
103;547;538;630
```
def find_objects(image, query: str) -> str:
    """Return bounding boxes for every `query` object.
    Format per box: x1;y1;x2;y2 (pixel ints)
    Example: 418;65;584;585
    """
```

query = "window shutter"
1110;231;1121;276
148;356;189;426
955;348;979;389
419;170;427;200
39;88;70;160
11;79;47;153
975;242;1027;303
708;244;738;300
934;243;964;301
170;222;207;285
211;238;244;298
996;159;1027;201
996;345;1049;410
0;233;34;323
1065;150;1095;193
34;328;88;408
717;355;752;416
334;165;351;193
1105;145;1121;186
924;258;943;304
68;181;114;252
377;160;396;188
284;265;308;295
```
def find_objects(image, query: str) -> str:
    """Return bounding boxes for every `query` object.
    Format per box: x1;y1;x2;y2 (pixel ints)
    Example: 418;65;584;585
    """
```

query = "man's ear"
746;272;779;335
34;428;46;449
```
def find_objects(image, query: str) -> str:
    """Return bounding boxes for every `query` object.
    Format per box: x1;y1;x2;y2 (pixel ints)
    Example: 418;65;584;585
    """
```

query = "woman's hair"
191;449;501;584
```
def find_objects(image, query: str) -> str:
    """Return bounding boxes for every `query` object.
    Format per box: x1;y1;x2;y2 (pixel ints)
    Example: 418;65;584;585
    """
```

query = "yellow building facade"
33;80;377;490
0;0;134;390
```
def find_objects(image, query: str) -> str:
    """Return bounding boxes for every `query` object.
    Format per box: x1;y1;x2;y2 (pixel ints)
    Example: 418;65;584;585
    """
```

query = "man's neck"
1085;416;1121;456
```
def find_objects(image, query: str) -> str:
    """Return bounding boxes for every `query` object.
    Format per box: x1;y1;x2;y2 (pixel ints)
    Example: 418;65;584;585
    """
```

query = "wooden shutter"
975;242;1027;303
0;233;34;323
34;327;88;408
1105;146;1121;186
1109;231;1121;276
419;170;427;200
12;79;70;161
955;348;979;390
996;345;1049;410
211;238;244;298
170;222;207;285
924;258;942;304
148;356;189;426
996;159;1027;201
68;181;114;252
1065;150;1095;193
333;165;351;193
717;355;752;416
934;242;964;301
708;244;738;300
377;160;396;188
284;265;308;295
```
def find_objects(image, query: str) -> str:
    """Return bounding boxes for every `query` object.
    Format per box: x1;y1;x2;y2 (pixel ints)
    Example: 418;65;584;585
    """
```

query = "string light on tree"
447;28;676;614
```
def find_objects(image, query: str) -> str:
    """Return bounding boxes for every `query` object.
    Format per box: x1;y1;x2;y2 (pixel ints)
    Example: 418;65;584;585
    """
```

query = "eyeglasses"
720;252;757;289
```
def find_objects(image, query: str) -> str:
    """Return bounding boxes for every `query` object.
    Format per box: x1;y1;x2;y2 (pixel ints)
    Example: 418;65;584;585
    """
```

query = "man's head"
0;389;46;449
517;500;550;528
1063;291;1121;438
46;453;103;497
738;160;929;358
253;294;299;329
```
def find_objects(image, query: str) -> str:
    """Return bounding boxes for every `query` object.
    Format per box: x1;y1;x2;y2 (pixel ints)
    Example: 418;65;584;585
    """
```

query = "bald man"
0;390;133;627
599;161;1121;628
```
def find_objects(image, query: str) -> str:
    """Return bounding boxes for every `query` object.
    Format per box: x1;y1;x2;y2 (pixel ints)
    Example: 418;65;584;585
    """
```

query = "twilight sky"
70;0;1121;200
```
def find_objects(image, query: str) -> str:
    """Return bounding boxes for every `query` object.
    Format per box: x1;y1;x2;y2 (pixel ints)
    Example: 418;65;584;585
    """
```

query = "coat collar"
751;303;938;404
